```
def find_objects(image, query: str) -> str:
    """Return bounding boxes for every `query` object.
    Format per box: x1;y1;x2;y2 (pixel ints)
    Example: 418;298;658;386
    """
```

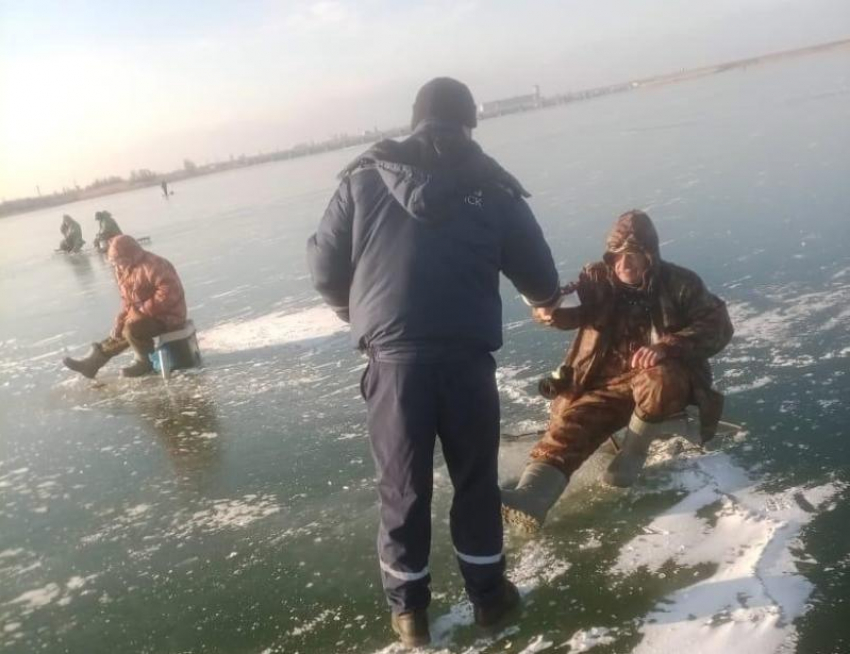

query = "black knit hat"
411;77;478;130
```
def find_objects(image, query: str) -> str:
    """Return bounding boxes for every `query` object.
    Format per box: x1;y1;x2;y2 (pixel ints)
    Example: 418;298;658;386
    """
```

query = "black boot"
63;344;109;379
121;357;154;378
390;609;430;647
474;579;521;628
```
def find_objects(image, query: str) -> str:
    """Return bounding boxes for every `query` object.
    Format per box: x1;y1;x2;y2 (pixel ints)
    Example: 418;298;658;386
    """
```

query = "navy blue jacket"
307;123;560;356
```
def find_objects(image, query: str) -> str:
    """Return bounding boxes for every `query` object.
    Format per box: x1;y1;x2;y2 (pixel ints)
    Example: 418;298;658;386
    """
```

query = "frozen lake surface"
1;49;849;653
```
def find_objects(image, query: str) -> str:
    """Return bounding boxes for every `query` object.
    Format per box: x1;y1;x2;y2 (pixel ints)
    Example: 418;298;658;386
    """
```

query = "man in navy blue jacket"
307;77;560;647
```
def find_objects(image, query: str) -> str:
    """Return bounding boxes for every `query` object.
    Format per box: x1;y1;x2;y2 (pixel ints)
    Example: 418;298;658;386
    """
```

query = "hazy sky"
1;0;848;199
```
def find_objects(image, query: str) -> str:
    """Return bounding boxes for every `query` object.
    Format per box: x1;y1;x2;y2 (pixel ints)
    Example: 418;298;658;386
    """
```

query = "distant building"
478;85;542;119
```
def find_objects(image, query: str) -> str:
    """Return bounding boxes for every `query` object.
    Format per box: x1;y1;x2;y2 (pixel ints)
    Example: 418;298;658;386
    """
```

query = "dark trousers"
530;360;692;475
100;317;167;360
363;351;506;613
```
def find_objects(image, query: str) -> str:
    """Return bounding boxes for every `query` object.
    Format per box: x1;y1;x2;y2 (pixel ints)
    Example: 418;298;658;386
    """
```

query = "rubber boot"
390;609;430;647
63;344;109;379
474;579;521;628
603;413;689;487
501;462;569;533
121;357;154;378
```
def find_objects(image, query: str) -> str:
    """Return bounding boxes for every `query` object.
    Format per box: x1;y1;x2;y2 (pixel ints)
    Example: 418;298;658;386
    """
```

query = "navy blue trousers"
362;351;506;613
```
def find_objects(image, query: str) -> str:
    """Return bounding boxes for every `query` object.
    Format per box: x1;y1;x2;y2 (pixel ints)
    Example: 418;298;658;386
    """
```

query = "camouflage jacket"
550;211;733;438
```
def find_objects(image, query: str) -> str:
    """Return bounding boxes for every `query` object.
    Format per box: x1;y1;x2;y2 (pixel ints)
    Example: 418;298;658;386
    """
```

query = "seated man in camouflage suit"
502;209;733;531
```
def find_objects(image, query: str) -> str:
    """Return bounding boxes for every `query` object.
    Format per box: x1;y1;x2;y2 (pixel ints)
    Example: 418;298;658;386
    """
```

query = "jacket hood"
339;120;530;222
603;210;660;269
107;235;144;267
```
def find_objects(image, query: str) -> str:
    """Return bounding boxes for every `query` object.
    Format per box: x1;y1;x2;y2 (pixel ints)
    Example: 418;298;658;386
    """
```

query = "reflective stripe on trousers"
455;549;504;566
379;560;430;582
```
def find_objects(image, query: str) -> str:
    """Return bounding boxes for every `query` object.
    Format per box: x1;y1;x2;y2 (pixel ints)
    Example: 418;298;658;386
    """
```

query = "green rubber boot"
501;462;569;533
63;343;109;379
603;413;690;487
121;357;154;378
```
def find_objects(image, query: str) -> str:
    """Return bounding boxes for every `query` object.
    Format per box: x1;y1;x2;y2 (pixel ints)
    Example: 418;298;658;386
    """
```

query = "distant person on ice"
307;77;560;646
58;214;84;252
161;180;169;198
63;235;187;379
93;210;123;252
501;210;733;532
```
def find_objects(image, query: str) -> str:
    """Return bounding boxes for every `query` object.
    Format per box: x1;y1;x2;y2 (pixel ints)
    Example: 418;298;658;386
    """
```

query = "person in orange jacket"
63;235;187;378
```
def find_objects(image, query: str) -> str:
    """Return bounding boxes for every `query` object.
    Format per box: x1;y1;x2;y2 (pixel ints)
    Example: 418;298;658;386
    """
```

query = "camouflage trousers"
529;360;691;476
99;317;167;360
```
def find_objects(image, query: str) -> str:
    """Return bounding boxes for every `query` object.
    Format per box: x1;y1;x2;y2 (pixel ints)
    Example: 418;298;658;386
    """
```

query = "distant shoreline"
3;37;849;220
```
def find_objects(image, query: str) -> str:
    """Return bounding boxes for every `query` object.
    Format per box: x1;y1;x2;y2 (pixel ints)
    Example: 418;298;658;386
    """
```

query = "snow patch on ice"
517;634;554;653
168;493;281;537
724;376;773;394
81;495;279;547
200;305;347;354
66;576;88;590
80;504;152;545
10;583;61;610
562;626;617;652
728;281;850;350
288;608;335;636
509;539;572;590
5;573;98;617
497;366;546;408
578;532;603;551
612;451;846;654
831;266;850;279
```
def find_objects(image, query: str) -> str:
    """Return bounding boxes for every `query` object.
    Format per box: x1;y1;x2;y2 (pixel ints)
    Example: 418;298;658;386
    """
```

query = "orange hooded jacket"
107;236;187;338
